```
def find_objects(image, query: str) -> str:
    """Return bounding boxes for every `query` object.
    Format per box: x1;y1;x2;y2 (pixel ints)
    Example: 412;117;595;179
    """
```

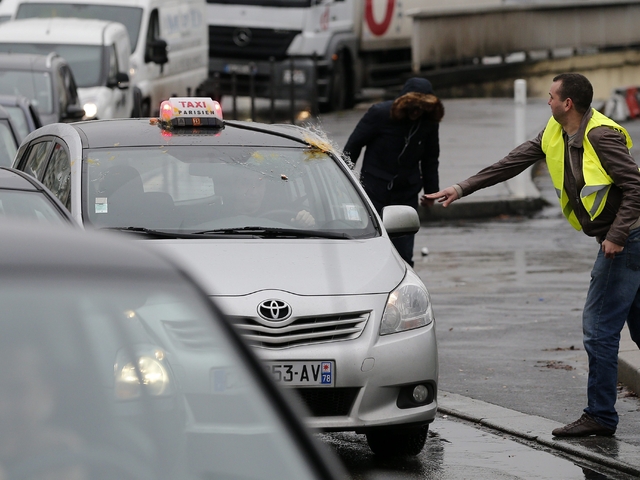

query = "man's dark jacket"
343;77;444;210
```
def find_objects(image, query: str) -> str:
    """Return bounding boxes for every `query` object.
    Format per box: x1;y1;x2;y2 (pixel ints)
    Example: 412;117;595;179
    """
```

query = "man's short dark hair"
553;73;593;114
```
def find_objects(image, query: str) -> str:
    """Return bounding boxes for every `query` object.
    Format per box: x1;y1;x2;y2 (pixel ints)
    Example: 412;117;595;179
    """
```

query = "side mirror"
145;39;168;65
382;205;420;238
107;72;130;90
63;104;86;121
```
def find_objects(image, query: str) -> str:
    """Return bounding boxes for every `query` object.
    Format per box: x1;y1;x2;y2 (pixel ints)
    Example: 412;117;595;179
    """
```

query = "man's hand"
419;196;434;207
292;210;316;227
602;239;624;259
424;186;460;208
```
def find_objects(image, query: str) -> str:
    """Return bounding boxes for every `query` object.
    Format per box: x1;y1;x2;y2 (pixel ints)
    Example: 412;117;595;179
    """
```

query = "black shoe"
552;414;615;437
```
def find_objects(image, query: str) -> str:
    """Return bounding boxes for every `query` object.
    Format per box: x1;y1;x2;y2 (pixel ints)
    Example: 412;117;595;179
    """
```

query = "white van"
0;18;132;120
13;0;208;117
0;0;18;23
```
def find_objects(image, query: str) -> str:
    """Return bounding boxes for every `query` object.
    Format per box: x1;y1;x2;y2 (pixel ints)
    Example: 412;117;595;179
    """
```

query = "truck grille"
208;26;300;61
231;312;370;348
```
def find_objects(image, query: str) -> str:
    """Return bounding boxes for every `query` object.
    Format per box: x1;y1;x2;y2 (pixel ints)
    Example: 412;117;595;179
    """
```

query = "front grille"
294;387;359;417
162;319;216;350
209;26;300;61
231;312;370;348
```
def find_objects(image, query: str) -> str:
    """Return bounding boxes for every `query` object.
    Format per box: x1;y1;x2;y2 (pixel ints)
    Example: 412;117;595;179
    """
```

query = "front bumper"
217;290;439;433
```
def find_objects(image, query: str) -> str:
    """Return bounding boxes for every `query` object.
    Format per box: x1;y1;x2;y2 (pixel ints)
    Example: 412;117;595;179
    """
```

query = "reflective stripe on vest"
541;108;632;230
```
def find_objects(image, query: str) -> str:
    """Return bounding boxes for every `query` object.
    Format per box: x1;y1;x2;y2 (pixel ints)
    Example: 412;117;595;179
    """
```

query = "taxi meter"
158;97;223;128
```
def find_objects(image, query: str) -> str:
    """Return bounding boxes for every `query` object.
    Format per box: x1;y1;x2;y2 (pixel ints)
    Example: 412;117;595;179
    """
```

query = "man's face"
548;80;570;123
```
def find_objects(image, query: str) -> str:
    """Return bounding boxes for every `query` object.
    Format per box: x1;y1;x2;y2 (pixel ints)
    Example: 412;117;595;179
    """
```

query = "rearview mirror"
107;72;130;90
145;39;168;65
64;103;86;121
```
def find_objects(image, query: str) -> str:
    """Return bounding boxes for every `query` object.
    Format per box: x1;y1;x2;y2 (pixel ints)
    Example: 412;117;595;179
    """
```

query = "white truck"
0;17;132;120
13;0;209;117
196;0;432;112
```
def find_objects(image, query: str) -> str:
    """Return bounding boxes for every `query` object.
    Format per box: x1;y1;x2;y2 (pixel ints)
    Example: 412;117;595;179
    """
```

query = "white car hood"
150;237;407;297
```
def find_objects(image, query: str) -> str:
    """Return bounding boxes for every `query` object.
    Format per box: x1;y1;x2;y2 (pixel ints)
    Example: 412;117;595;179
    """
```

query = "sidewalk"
320;97;640;475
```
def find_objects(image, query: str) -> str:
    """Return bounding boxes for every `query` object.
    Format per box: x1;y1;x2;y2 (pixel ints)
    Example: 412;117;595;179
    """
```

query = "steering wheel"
8;446;157;480
261;208;299;224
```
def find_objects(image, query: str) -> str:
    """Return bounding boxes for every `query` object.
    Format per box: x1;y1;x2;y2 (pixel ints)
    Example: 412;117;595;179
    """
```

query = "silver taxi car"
13;97;438;457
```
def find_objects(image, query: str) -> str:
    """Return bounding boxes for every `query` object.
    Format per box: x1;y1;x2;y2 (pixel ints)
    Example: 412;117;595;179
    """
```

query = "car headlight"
83;102;98;119
380;269;434;335
115;348;171;399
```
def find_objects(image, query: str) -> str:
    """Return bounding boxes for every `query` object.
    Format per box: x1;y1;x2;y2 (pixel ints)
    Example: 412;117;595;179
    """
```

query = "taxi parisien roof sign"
159;97;223;128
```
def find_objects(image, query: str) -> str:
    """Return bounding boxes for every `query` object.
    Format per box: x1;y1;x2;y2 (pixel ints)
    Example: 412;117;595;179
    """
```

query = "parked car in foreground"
0;166;74;224
0;103;19;166
0;93;42;141
13;97;439;457
0;220;347;480
0;52;84;125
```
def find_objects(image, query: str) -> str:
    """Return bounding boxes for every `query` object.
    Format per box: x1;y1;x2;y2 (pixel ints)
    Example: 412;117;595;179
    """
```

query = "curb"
438;390;640;476
419;197;548;222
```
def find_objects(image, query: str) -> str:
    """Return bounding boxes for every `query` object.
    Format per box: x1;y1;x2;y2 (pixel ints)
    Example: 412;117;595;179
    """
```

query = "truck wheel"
365;425;428;457
321;53;349;113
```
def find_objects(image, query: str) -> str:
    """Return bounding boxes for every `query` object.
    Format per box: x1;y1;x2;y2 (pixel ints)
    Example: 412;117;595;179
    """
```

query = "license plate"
224;63;252;75
265;361;334;386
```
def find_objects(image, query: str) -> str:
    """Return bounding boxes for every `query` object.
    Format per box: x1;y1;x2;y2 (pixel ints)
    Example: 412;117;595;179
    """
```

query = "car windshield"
83;145;378;238
0;43;103;88
0;120;16;166
4;105;28;139
16;3;143;53
0;70;52;114
0;275;322;480
0;189;67;223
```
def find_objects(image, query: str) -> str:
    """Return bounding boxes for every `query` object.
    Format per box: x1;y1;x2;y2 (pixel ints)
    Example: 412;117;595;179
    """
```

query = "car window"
21;140;52;179
107;44;119;85
0;69;53;115
0;275;324;480
4;105;28;140
0;189;67;224
16;3;144;53
83;145;377;238
41;142;71;209
0;120;16;167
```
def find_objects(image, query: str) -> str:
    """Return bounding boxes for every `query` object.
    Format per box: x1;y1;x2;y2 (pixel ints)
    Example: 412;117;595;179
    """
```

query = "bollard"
269;57;275;124
231;71;237;121
506;79;540;199
289;58;295;125
249;62;256;122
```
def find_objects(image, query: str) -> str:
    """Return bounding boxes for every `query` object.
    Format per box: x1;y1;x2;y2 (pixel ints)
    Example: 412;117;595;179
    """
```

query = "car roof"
0;166;40;190
71;118;321;149
0;17;124;45
0;51;59;70
0;219;181;276
0;93;30;108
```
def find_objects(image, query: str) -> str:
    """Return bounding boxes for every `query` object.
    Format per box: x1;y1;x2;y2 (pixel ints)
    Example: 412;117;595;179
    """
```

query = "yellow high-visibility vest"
541;109;632;230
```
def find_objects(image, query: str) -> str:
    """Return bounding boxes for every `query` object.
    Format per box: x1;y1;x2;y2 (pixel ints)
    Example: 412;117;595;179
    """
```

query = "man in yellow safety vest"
426;73;640;437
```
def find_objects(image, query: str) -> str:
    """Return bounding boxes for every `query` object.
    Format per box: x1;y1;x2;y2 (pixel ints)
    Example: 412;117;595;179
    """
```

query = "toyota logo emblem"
257;299;292;321
233;28;252;47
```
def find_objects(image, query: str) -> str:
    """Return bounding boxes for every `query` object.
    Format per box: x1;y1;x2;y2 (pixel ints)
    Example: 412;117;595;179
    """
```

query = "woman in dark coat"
343;77;444;266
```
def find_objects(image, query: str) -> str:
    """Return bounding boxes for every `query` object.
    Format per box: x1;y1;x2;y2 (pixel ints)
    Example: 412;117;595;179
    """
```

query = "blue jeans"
583;227;640;429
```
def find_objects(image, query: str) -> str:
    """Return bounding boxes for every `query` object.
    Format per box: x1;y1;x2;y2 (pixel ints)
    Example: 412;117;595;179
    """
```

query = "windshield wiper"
100;227;184;238
191;226;353;239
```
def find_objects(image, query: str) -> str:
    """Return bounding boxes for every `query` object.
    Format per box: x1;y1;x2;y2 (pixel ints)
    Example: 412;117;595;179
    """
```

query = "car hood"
150;237;407;296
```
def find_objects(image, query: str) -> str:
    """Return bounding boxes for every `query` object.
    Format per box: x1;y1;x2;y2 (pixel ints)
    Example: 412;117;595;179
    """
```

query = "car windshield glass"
4;105;28;140
83;145;377;238
0;276;320;480
0;70;52;114
16;3;143;53
0;43;103;88
0;189;67;223
0;120;16;166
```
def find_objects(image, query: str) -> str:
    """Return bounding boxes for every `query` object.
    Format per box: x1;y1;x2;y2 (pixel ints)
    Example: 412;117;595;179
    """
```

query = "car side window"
56;67;69;116
41;143;71;210
61;65;79;107
21;141;53;180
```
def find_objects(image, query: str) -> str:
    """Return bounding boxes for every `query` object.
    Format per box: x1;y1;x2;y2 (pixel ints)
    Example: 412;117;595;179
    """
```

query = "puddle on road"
320;415;634;480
